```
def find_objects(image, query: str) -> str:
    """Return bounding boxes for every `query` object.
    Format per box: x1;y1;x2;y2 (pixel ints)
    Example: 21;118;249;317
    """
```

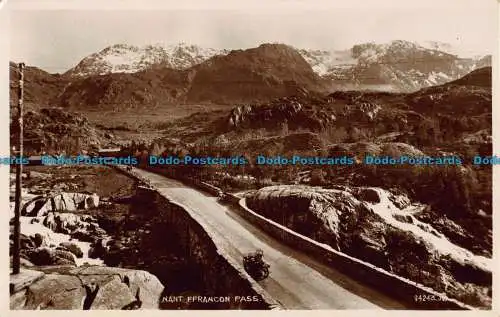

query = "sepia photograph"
6;0;497;312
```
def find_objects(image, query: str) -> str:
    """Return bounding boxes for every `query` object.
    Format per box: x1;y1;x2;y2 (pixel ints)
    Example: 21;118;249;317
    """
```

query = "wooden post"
12;62;25;275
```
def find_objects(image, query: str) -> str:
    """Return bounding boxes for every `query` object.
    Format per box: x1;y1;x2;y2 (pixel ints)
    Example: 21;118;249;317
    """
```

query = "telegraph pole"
12;62;25;275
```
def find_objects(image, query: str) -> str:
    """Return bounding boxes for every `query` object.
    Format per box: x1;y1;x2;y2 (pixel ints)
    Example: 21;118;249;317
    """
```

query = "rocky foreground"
10;166;228;310
9;166;173;310
10;265;164;310
245;185;492;308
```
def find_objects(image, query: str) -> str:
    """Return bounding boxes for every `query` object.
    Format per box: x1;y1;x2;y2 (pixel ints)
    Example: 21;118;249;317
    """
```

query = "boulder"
89;240;107;259
42;212;101;237
33;233;44;247
355;188;381;203
26;192;100;216
92;227;108;239
52;193;77;211
23;197;51;217
54;213;82;233
18;274;86;309
42;213;57;231
9;233;36;251
27;248;76;266
86;194;100;209
389;194;411;209
71;230;95;243
9;256;35;268
393;214;414;224
11;266;165;310
59;242;84;258
78;266;164;309
90;276;135;309
54;249;76;262
27;248;55;266
20;234;36;250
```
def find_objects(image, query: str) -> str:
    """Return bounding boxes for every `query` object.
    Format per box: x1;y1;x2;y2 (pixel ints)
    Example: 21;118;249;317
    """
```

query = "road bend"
134;168;408;309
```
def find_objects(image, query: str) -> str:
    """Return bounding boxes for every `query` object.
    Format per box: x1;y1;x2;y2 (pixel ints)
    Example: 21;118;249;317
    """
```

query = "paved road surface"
135;169;408;309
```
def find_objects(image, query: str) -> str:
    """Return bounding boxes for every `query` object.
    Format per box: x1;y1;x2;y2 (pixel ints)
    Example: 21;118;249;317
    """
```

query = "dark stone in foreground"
10;266;164;310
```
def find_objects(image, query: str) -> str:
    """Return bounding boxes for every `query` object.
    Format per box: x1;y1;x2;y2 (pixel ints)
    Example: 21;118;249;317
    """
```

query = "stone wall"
140;187;280;309
234;198;472;310
115;165;472;310
117;168;280;309
218;193;242;204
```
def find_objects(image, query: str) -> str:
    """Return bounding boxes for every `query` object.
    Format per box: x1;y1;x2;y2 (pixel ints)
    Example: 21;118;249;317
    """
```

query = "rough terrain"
245;185;492;308
132;168;409;309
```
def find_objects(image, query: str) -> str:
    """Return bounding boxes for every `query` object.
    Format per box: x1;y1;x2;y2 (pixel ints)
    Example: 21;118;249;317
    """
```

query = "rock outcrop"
10;107;109;154
11;210;108;267
59;242;84;258
41;212;104;238
328;141;424;160
342;102;381;121
228;98;303;129
245;185;492;308
23;192;100;217
225;96;338;132
10;265;164;310
25;247;77;266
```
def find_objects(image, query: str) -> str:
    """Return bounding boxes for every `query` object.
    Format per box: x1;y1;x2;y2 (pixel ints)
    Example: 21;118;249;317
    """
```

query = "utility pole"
12;62;25;275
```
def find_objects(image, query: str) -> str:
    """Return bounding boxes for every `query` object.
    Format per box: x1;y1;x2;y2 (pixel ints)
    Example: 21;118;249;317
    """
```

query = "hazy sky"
8;0;498;73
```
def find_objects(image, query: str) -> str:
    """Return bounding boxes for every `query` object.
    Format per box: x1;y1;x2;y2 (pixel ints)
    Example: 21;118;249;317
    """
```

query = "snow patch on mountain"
421;41;460;56
65;40;492;93
421;41;490;59
65;43;229;77
297;48;357;76
316;40;491;92
426;71;452;85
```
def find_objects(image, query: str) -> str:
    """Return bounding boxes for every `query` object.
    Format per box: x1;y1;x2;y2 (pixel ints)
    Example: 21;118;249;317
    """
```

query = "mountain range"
62;40;491;91
8;39;493;309
64;43;229;77
10;40;492;109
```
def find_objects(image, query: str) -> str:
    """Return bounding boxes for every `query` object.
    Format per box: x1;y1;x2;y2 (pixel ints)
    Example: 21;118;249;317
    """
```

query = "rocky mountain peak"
64;43;229;78
60;40;492;93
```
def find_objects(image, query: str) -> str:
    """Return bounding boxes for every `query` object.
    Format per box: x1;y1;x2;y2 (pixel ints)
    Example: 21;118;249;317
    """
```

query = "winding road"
134;168;408;309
